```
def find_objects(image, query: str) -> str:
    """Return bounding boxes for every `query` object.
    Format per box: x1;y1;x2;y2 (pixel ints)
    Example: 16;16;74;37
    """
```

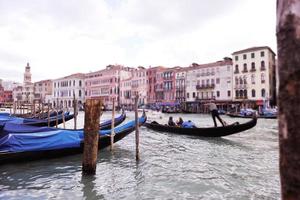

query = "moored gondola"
0;113;146;164
226;113;277;119
144;116;257;137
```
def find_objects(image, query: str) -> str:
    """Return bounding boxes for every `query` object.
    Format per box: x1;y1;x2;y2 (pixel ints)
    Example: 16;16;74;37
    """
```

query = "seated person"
181;120;196;128
168;116;176;126
176;117;183;126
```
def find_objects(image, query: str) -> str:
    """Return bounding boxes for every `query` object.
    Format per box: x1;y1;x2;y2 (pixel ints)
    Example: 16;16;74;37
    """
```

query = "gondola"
144;116;257;137
0;112;126;135
0;113;146;164
0;112;75;128
226;113;277;119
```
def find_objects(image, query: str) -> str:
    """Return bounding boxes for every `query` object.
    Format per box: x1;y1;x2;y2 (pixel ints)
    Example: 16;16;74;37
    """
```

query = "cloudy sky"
0;0;276;82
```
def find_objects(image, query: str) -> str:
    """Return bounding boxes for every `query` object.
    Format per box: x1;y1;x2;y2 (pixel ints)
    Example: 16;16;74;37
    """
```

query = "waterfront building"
52;73;85;108
147;66;165;106
120;77;132;109
232;46;276;109
85;65;132;109
185;60;233;112
175;68;187;104
131;66;148;106
34;79;52;103
12;63;34;103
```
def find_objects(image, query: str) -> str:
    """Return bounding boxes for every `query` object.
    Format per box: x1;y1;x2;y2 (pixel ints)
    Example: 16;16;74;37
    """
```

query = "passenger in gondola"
176;117;183;126
182;120;196;128
168;116;176;126
205;101;225;127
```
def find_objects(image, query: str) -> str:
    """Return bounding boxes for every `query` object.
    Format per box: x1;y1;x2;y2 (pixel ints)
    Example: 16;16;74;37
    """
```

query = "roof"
56;73;85;80
232;46;276;55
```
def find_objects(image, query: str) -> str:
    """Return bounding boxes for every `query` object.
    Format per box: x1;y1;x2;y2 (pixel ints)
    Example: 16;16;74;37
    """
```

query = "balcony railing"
234;84;248;89
234;70;239;74
235;96;248;100
195;96;216;101
196;84;215;90
260;66;266;71
250;68;256;72
242;69;248;73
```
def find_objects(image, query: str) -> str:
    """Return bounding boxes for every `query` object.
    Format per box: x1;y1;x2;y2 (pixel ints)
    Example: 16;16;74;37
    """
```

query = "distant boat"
144;116;257;137
226;113;277;119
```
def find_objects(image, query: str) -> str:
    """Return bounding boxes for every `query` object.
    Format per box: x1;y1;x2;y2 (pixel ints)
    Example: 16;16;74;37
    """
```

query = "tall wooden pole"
110;97;115;151
82;99;101;175
33;100;36;117
73;93;77;130
135;96;140;161
62;108;65;129
47;101;50;127
277;1;300;199
55;108;58;128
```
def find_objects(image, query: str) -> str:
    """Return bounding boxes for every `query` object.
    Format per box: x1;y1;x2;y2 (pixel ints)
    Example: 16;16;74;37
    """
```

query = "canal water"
0;111;280;199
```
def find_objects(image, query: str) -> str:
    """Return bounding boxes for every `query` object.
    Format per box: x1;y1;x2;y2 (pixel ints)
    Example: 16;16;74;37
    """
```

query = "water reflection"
81;175;104;200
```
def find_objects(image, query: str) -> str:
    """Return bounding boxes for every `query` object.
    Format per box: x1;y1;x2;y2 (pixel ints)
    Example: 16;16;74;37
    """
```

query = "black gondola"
226;113;277;119
144;116;257;137
0;113;146;164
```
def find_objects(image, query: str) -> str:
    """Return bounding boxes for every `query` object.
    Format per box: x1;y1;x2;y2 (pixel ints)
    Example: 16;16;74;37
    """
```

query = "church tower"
24;62;32;84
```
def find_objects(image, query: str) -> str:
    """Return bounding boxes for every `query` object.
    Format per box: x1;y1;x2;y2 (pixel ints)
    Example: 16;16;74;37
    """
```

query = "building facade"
232;46;276;109
52;73;85;108
85;65;132;109
34;79;52;102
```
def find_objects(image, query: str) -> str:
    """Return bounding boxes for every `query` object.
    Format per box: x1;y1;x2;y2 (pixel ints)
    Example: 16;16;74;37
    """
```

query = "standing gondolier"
205;101;226;127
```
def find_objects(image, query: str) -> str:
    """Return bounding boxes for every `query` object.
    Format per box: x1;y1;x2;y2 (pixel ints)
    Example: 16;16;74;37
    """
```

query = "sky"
0;0;277;82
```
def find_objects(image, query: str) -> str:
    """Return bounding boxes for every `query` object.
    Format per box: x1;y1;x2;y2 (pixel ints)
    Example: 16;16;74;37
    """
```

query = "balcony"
242;69;248;73
234;84;248;90
235;96;248;100
250;68;256;72
196;84;215;90
234;70;239;74
260;66;266;71
195;96;216;101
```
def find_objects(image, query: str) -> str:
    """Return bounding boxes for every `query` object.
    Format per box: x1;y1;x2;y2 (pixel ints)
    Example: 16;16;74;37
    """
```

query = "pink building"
120;77;132;109
147;66;165;106
34;79;52;102
85;65;132;109
131;66;148;106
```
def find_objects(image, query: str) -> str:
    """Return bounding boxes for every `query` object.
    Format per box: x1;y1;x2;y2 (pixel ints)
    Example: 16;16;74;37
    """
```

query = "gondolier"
205;102;226;127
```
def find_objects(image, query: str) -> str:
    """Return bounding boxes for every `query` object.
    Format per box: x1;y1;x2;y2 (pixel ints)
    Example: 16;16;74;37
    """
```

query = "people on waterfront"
181;120;196;128
205;102;226;127
168;116;176;126
176;117;183;126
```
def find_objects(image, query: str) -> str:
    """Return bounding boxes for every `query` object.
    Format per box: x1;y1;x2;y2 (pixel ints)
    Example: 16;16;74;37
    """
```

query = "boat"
0;113;146;164
144;116;257;137
0;112;126;136
226;113;277;119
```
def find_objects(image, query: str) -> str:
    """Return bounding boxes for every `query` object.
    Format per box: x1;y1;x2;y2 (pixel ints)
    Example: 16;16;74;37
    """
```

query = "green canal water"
0;111;280;199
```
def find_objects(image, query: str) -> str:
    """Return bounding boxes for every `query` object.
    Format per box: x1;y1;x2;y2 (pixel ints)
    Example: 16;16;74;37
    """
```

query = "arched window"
251;74;255;84
251;62;255;70
79;90;82;97
261;89;266;97
243;63;247;72
243;76;247;84
239;77;243;84
236;90;239;98
261;73;265;83
239;90;243;97
261;61;265;70
235;77;238;85
79;80;82;87
252;89;256;97
244;90;247;97
235;65;239;72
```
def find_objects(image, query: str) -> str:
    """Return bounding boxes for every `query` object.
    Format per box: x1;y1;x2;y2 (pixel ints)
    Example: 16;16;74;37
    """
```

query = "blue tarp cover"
0;116;145;153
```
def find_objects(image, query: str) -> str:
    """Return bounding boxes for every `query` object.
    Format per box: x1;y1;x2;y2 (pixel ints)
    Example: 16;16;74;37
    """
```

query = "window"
235;77;239;85
252;89;256;97
235;55;238;61
243;54;247;59
244;90;247;97
243;76;247;84
261;89;266;97
261;73;265;83
251;74;255;84
235;65;239;73
261;61;265;70
192;92;195;98
216;78;220;84
73;80;75;86
243;63;247;72
187;93;189;98
261;51;265;57
251;62;255;70
217;91;220;97
227;90;231;97
79;90;82;97
79;80;82;87
211;79;215;85
236;90;239;98
251;53;255;58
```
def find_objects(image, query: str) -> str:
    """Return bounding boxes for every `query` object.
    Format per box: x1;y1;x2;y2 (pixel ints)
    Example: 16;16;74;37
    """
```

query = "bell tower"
24;62;32;84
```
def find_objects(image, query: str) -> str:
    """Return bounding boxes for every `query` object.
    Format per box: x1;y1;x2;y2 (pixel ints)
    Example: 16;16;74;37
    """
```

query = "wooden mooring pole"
82;99;102;175
135;96;140;161
277;1;300;199
73;94;77;130
47;101;50;127
110;97;115;151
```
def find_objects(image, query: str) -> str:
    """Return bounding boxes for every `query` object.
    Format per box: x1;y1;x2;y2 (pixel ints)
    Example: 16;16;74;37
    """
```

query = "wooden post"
82;99;102;175
13;101;16;115
41;102;44;119
73;93;77;130
134;96;140;161
33;100;36;118
110;97;115;151
277;1;300;199
62;108;65;129
55;109;58;128
47;101;50;127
